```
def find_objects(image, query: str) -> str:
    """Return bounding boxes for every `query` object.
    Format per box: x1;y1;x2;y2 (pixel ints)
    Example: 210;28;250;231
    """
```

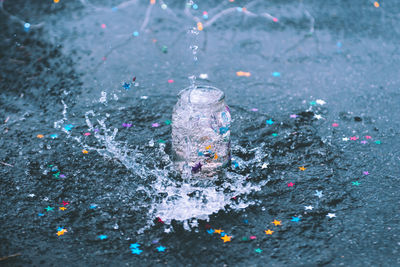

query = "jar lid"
179;85;225;106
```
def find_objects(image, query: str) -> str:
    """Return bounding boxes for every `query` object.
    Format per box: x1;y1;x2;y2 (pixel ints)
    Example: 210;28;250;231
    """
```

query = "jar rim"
178;85;225;106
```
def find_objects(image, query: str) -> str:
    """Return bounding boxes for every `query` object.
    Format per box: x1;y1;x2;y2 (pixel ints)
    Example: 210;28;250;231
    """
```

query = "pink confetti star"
273;17;278;22
363;171;369;175
152;123;160;127
101;24;106;29
350;136;359;141
365;136;372;139
251;108;258;112
250;236;257;240
84;132;91;136
332;123;339;127
168;79;174;83
287;182;294;187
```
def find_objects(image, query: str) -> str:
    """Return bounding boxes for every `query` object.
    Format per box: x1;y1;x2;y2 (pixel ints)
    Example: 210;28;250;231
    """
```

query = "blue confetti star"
131;248;142;255
57;227;64;231
122;82;131;90
90;204;97;209
243;219;248;224
98;235;108;240
221;232;226;236
156;246;166;252
38;213;44;216
64;124;74;131
291;217;301;222
132;31;139;37
50;134;58;139
130;243;140;249
207;229;214;234
266;119;274;125
314;190;323;198
272;72;281;77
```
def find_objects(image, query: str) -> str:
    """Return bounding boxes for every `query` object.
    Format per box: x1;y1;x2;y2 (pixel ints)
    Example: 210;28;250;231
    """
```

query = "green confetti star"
53;172;60;178
309;101;316;105
165;120;171;125
255;248;263;253
158;139;166;143
242;237;248;241
352;181;361;186
272;133;278;137
45;206;54;211
375;140;381;144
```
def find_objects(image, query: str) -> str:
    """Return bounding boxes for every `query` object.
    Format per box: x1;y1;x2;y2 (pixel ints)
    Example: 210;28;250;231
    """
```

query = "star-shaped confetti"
37;134;44;138
315;190;323;198
255;248;263;253
82;149;89;154
272;220;282;226
314;114;322;120
290;114;298;118
98;235;108;240
265;229;274;235
45;206;54;212
130;243;140;249
352;181;361;186
309;101;316;106
122;82;131;90
266;119;274;125
207;229;214;234
131;248;143;255
165;120;171;125
316;99;326;105
59;207;67;211
261;163;268;169
250;236;256;240
299;166;306;171
214;229;223;234
326;213;336;218
57;229;67;236
62;201;70;206
291;217;301;222
363;171;369;175
342;137;349;141
304;205;313;210
156;246;166;252
287;182;294;187
221;235;232;242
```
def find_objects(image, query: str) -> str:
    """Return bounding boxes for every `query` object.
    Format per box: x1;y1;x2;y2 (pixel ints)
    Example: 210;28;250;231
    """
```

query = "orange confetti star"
374;1;379;8
265;229;274;235
59;207;66;211
150;0;156;4
214;153;218;160
221;235;232;242
272;220;282;226
37;134;44;138
197;22;203;31
82;149;89;154
236;71;251;77
299;166;306;171
54;0;60;3
214;229;223;234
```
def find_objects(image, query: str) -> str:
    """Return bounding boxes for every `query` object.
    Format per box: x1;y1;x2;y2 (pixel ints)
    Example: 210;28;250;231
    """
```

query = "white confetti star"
199;73;208;79
315;190;323;198
261;163;268;169
316;99;326;105
342;137;349;141
314;114;323;120
327;213;336;218
28;194;35;198
304;205;314;210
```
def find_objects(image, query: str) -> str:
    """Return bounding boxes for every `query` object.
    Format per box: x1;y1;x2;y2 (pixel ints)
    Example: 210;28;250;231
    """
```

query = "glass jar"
172;85;231;177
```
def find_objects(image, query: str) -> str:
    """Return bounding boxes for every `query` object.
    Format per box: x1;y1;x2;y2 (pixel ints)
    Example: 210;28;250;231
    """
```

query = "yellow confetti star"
54;0;60;3
214;229;223;234
299;166;306;171
272;220;282;226
59;207;66;211
221;235;232;242
57;229;67;236
37;134;44;138
265;229;274;235
82;149;89;154
205;145;212;150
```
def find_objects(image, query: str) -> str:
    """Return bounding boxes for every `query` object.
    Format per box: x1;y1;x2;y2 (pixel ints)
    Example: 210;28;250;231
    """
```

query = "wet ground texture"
1;0;400;266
